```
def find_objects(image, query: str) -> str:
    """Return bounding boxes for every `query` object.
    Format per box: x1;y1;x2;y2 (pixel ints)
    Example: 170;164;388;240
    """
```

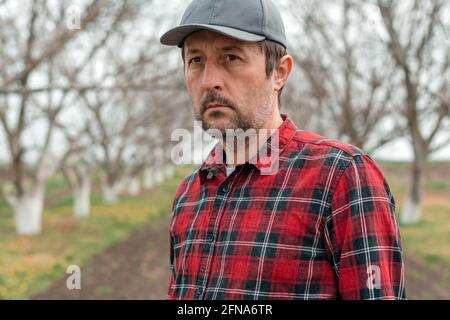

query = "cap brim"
160;24;265;47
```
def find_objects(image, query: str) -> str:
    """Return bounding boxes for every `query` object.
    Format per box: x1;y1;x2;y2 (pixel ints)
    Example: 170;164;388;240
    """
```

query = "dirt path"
403;254;450;299
33;213;450;300
32;214;171;300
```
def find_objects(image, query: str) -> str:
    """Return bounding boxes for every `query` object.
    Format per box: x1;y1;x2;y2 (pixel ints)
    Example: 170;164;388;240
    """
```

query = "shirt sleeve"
167;235;176;299
324;154;406;300
167;186;181;300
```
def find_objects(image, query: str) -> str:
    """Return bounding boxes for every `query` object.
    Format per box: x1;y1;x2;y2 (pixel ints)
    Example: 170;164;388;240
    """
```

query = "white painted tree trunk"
128;177;141;196
401;197;421;224
143;168;155;189
13;184;45;236
154;169;165;185
102;182;119;204
164;165;175;179
73;175;91;218
401;150;426;225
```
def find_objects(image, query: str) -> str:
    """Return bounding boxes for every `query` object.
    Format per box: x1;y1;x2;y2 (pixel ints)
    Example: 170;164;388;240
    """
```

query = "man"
160;0;405;300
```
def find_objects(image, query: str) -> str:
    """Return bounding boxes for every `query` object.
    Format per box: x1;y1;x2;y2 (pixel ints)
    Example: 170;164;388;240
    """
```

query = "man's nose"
200;61;223;92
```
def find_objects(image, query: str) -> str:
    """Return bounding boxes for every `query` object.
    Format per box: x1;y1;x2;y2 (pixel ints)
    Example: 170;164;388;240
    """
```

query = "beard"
194;90;272;135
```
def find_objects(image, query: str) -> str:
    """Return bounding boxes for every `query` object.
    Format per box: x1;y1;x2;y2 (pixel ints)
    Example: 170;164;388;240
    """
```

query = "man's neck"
224;113;284;167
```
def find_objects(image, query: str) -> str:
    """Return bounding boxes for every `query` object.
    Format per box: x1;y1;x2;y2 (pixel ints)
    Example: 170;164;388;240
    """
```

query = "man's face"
183;30;275;134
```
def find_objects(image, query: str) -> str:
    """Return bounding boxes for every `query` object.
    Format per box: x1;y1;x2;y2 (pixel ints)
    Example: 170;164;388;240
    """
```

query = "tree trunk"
13;183;45;235
73;175;91;218
143;168;155;189
401;151;427;224
128;177;141;196
154;168;165;185
164;165;175;179
101;180;121;204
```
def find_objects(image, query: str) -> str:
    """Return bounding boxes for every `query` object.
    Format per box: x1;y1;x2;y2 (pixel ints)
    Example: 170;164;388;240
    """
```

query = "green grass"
381;162;450;282
45;173;70;194
426;180;450;192
95;285;113;297
397;204;450;269
1;162;449;298
0;173;71;219
0;166;194;299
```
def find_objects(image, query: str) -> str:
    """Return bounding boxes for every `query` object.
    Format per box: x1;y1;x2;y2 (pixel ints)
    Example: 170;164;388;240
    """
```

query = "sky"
0;0;449;164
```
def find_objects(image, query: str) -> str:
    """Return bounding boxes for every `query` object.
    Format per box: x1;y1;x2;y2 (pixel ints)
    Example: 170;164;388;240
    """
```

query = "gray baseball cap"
160;0;287;48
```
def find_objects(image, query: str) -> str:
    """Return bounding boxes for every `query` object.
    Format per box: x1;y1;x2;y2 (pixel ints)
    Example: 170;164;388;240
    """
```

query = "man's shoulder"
284;129;375;173
172;167;201;198
289;130;367;160
287;130;390;197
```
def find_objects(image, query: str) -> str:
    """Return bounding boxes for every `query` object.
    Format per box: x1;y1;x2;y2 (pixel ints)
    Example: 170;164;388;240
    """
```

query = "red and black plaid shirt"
168;114;405;300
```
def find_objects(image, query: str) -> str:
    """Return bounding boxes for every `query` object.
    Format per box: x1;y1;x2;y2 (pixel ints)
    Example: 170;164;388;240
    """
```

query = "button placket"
206;170;215;180
196;285;204;297
195;173;236;299
219;184;230;195
206;231;215;243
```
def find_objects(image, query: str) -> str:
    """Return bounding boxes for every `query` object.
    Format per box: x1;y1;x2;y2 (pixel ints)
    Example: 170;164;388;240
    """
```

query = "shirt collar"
199;114;297;182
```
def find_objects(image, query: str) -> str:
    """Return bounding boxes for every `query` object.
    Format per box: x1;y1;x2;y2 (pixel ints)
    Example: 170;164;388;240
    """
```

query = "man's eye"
189;57;202;65
225;54;239;62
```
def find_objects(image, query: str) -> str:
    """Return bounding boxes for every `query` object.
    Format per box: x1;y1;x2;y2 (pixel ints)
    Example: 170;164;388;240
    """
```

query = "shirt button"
206;232;215;242
196;286;203;296
220;185;230;193
206;171;214;180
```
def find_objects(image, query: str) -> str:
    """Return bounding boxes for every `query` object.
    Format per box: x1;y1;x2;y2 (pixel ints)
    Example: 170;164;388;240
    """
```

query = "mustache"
200;91;237;114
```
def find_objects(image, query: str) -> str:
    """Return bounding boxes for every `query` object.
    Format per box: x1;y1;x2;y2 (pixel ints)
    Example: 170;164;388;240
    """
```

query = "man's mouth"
207;103;229;110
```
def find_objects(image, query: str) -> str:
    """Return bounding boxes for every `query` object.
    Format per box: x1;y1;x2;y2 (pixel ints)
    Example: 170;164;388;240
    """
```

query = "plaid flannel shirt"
168;114;405;300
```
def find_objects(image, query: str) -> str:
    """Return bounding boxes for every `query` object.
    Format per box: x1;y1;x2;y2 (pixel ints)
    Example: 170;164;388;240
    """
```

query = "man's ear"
274;54;293;91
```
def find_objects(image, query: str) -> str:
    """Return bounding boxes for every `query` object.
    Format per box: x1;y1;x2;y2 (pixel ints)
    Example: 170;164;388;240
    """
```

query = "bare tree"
0;0;153;234
284;0;404;152
57;120;95;218
0;1;112;234
378;0;450;224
